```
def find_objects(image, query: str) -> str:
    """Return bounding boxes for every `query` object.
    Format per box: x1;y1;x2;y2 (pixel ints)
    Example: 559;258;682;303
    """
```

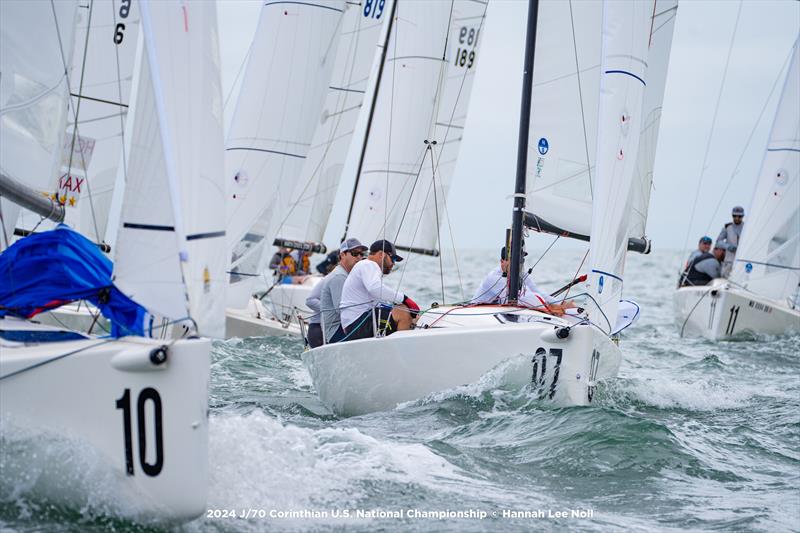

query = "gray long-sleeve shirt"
320;265;349;341
305;279;323;324
693;256;722;280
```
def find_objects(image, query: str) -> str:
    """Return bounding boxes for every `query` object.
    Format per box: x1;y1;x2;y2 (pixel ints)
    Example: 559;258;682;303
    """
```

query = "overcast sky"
217;0;800;253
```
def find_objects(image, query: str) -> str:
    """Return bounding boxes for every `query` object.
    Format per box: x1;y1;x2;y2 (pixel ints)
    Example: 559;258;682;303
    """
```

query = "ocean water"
1;248;798;532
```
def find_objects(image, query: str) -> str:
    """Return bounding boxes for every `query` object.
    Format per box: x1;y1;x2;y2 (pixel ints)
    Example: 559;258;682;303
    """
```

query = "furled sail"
59;0;141;246
345;0;486;256
0;0;79;248
586;0;654;335
525;0;676;245
113;0;227;337
273;1;387;246
730;39;800;306
225;0;345;308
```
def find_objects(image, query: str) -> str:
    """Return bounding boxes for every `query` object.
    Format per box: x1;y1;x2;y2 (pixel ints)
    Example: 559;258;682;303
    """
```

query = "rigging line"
567;0;594;199
342;0;398;240
441;0;456;60
561;248;589;304
704;45;794;234
383;0;400;254
528;234;560;272
68;0;103;244
429;143;446;304
679;0;743;267
391;145;430;245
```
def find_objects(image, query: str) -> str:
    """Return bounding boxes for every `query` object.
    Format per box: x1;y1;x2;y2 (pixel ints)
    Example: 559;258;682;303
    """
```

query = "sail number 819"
363;0;385;19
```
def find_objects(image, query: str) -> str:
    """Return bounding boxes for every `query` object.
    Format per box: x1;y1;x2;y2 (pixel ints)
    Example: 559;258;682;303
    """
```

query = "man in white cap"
313;238;368;345
716;206;745;277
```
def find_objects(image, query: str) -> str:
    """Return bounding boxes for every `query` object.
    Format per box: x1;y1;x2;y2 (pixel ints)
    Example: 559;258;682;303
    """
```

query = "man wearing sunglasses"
338;239;420;341
309;238;368;346
716;206;744;278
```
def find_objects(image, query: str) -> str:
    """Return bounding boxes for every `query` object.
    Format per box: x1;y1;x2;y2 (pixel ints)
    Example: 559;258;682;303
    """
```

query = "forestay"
113;0;227;337
346;0;486;255
225;0;345;308
730;40;800;306
274;1;386;246
586;0;654;335
0;1;79;248
59;0;141;246
525;0;676;242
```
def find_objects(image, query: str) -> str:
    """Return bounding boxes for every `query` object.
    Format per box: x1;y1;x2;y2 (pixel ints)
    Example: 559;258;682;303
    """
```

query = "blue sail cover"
0;225;147;336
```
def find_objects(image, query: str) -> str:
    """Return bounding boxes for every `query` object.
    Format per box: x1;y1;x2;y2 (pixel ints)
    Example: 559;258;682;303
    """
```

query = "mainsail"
273;1;386;246
345;0;486;256
113;0;227;338
524;0;677;243
225;0;345;307
730;40;800;306
0;0;79;248
586;0;656;334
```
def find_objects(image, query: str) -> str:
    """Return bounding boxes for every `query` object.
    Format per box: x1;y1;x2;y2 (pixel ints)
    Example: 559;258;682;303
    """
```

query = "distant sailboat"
303;0;678;416
674;38;800;339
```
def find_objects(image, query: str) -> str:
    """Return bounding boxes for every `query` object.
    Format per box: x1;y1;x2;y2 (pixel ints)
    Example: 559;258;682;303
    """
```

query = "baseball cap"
732;206;745;216
699;236;712;244
500;246;528;260
340;238;367;253
370;239;403;262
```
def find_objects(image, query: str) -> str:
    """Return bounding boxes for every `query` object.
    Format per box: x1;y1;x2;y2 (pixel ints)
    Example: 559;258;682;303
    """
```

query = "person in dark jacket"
679;244;725;287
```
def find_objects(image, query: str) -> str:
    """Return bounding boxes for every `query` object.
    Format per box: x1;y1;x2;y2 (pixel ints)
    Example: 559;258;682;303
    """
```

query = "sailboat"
1;0;226;521
302;0;678;416
223;0;349;338
673;38;800;340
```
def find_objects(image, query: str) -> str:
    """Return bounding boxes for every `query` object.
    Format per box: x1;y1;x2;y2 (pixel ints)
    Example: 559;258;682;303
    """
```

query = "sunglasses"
347;250;366;257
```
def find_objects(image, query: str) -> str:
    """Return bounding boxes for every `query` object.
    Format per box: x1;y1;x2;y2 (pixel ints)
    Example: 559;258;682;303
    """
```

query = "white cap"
340;238;366;253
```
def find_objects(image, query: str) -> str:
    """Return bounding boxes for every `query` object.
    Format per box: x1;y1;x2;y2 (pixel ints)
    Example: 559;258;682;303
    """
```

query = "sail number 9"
114;0;131;45
116;387;164;477
454;26;479;69
363;0;385;19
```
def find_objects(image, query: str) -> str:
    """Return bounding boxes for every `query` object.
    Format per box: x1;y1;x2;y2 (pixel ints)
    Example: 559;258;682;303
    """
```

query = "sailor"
716;206;744;277
317;238;367;344
273;249;312;284
685;236;713;269
315;250;341;275
338;239;419;341
304;279;324;348
268;247;291;270
472;246;575;316
679;243;725;287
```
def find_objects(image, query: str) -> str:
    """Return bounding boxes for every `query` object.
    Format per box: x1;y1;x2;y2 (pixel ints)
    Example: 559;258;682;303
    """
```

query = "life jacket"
300;253;310;273
280;255;298;275
680;251;715;287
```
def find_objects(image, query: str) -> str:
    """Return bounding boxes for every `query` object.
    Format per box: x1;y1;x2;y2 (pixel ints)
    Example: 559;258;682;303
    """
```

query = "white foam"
623;377;752;411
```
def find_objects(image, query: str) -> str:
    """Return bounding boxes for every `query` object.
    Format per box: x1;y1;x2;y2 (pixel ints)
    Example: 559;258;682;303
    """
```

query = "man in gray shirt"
716;205;744;277
679;244;725;287
319;238;367;344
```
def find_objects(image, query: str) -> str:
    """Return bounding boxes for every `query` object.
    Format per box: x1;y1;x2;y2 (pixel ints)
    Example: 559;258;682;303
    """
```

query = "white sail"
58;0;141;246
346;0;485;255
113;0;227;337
526;0;676;242
0;0;79;247
225;1;345;308
586;0;654;334
730;40;800;306
274;1;387;245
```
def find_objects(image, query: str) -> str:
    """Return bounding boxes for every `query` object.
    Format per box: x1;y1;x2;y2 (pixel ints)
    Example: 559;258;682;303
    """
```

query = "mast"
508;0;539;303
342;0;398;241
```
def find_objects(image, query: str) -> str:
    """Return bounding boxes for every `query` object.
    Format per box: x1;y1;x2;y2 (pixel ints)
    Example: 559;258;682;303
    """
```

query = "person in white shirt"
472;246;575;316
339;240;419;341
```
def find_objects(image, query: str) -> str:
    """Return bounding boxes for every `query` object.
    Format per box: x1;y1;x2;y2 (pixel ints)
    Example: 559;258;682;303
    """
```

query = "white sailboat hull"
0;319;209;522
225;297;302;338
302;306;621;417
224;276;321;338
673;279;800;340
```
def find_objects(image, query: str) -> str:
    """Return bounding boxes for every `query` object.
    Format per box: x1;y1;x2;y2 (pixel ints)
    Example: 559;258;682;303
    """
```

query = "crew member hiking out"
338;240;419;341
316;238;367;345
679;244;725;287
